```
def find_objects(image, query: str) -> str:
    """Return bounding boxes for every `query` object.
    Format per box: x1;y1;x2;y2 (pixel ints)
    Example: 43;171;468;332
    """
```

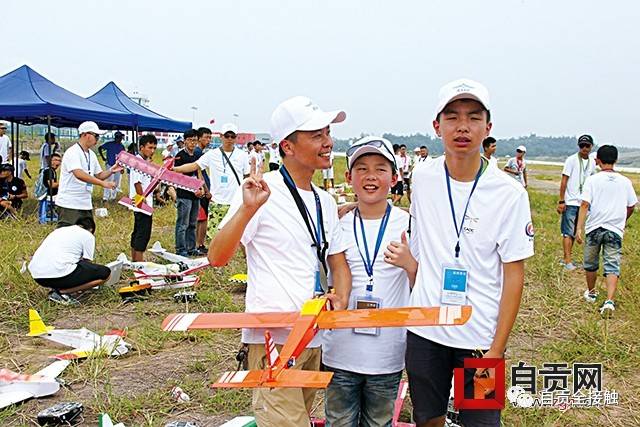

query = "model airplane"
115;253;201;288
0;359;70;409
116;151;204;216
148;241;210;273
228;273;248;284
99;413;125;427
163;298;471;389
27;310;130;360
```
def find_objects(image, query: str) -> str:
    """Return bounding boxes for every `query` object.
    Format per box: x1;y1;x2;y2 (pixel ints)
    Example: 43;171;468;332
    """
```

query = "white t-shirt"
56;143;103;210
505;157;527;186
482;155;499;168
40;142;60;170
0;135;11;162
409;156;534;349
562;153;597;207
268;145;281;165
128;154;153;208
196;147;250;205
18;159;28;179
394;155;404;181
161;148;172;160
399;155;412;178
219;171;349;347
249;151;265;171
28;225;95;279
582;171;638;238
322;206;410;374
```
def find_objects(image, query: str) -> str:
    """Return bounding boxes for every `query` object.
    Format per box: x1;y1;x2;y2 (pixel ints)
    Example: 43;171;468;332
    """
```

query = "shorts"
207;203;230;238
131;212;153;251
391;181;404;196
56;207;93;228
35;259;111;290
199;197;210;215
248;344;321;427
583;227;622;276
405;332;500;426
322;168;334;180
560;205;579;237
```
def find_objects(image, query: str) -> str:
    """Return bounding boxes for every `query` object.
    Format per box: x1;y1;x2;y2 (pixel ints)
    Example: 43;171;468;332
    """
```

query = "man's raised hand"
243;156;270;211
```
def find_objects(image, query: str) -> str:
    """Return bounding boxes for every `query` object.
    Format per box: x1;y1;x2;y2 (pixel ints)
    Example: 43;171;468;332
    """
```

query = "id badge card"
353;295;382;336
86;184;93;193
441;264;468;305
220;175;229;187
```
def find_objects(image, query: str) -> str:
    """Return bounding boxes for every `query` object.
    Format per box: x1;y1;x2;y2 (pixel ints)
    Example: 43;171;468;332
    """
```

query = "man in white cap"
173;122;250;237
55;121;123;227
209;96;352;427
0;122;11;165
406;79;534;427
504;145;528;188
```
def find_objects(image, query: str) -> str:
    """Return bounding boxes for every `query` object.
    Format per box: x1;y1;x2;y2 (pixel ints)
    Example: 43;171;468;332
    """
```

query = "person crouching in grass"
322;136;417;427
129;134;158;261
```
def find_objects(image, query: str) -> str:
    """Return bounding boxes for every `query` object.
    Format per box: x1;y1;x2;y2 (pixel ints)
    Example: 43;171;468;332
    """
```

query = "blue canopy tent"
0;65;132;128
87;82;191;132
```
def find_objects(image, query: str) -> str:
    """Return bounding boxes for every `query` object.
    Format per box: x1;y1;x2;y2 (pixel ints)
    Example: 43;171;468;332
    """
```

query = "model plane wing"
149;241;191;263
116;151;160;176
158;169;204;192
116;152;204;192
0;390;35;409
213;369;333;389
34;360;71;378
316;305;472;329
162;312;300;331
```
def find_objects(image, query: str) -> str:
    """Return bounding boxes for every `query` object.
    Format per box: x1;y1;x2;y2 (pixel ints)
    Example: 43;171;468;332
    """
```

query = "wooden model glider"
0;359;70;409
27;309;130;360
116;152;204;216
163;298;471;389
115;253;201;288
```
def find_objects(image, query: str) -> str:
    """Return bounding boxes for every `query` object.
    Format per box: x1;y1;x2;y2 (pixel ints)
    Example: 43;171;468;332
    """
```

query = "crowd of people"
1;77;637;427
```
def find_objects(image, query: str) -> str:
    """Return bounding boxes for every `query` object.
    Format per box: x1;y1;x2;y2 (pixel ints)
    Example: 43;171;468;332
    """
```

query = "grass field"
1;154;639;426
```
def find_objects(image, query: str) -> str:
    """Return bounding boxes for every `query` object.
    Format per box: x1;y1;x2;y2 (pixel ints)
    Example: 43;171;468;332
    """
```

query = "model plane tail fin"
212;369;333;389
27;309;54;336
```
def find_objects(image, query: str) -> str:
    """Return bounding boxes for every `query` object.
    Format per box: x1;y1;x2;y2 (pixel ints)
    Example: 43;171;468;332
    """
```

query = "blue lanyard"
279;165;327;273
444;159;484;258
353;203;391;293
77;143;91;172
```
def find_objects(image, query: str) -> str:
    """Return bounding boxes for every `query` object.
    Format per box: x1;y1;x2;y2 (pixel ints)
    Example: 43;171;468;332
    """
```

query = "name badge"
220;175;229;187
353;294;382;336
86;184;94;193
441;265;468;305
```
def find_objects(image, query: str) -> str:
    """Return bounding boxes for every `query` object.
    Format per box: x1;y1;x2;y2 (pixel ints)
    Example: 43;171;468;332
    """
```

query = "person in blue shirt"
98;131;126;201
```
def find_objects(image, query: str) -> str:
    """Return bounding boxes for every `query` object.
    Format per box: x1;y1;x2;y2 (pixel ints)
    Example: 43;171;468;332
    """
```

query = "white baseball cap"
516;145;527;152
221;123;238;135
347;136;397;171
434;78;491;120
78;121;107;135
270;96;346;144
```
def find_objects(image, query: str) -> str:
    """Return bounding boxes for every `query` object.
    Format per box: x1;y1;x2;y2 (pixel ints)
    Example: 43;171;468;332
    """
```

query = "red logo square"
453;358;505;410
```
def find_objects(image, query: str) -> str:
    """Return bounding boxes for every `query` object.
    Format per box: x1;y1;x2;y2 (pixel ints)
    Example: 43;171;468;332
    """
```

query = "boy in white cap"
56;121;123;227
406;79;534;427
209;96;352;427
322;136;416;427
504;145;528;187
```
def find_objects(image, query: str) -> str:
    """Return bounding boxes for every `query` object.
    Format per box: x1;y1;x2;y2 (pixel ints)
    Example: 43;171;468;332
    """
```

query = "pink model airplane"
116;151;204;216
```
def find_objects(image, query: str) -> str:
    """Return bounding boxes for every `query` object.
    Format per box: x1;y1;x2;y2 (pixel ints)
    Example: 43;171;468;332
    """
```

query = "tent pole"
46;115;54;222
9;121;14;165
15;123;19;168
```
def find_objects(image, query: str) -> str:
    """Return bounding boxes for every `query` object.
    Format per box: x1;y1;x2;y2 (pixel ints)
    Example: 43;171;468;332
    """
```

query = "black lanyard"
76;143;91;173
353;203;391;293
279;166;329;283
444;159;486;258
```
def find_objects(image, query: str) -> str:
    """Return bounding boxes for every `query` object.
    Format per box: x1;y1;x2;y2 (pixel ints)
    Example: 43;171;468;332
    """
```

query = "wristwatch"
558;200;565;204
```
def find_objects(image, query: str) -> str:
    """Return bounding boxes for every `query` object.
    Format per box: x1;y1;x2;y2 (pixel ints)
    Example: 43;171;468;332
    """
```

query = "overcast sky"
3;0;640;146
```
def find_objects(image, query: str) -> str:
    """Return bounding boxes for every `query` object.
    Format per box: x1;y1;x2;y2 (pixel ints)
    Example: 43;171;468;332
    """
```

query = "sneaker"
600;300;615;317
563;262;577;271
583;289;598;303
196;245;208;256
48;290;79;306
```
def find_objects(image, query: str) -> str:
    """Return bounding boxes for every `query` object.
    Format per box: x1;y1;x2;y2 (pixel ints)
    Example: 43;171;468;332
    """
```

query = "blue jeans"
324;365;402;427
584;227;622;276
561;205;579;237
175;198;199;256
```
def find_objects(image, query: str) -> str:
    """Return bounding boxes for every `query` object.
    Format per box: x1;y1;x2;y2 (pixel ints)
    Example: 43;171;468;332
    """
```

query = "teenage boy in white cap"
209;96;352;427
557;134;597;271
504;145;528;187
322;136;416;427
173;122;250;236
56;121;123;228
407;79;534;427
575;145;637;316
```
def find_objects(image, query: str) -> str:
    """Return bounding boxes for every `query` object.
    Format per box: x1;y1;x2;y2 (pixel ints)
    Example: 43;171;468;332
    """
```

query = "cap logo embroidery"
453;83;474;93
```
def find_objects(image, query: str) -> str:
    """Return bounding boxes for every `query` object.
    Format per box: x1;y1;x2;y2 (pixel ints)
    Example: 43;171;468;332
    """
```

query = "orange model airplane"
163;297;471;389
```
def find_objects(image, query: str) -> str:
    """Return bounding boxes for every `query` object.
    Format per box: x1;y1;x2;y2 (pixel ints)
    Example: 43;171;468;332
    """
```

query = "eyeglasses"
578;143;592;149
516;150;524;153
89;132;100;140
223;133;237;139
346;139;396;168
